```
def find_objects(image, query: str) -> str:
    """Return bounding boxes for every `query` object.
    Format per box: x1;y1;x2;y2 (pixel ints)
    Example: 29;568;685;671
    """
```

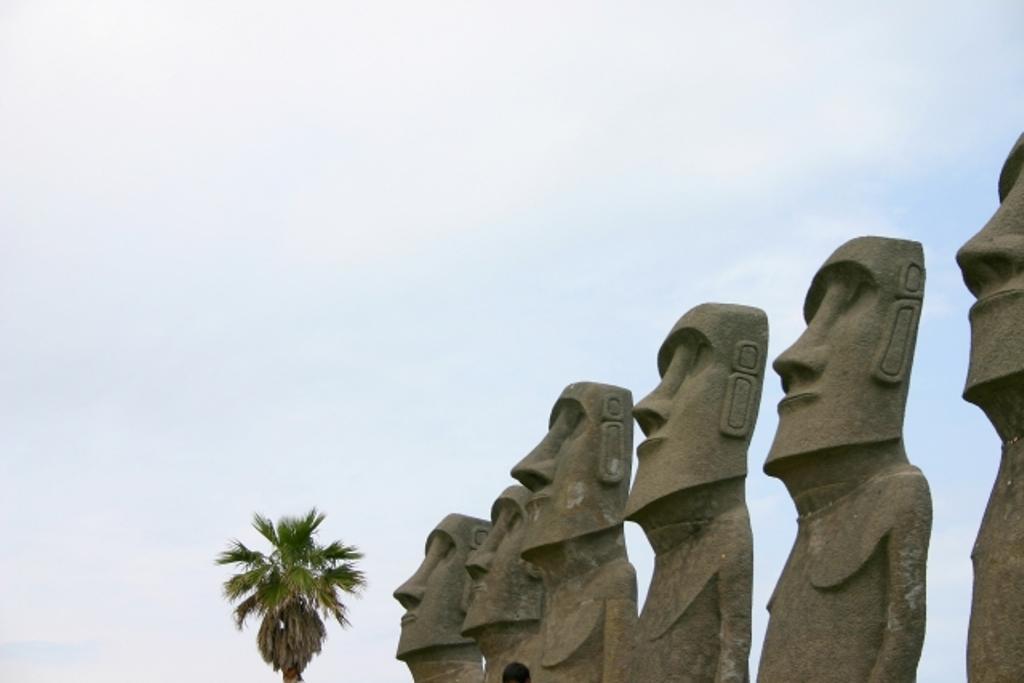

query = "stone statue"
462;486;545;683
957;131;1024;682
511;382;638;683
626;303;767;682
395;513;492;683
757;236;932;683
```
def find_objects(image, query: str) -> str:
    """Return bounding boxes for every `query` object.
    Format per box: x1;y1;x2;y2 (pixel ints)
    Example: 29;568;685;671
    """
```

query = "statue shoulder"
541;558;638;668
809;466;931;589
541;598;605;667
642;514;750;640
586;556;638;602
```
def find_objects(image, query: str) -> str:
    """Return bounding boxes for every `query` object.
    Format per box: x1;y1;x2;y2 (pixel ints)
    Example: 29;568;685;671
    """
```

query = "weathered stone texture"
395;513;491;683
958;131;1024;682
758;237;931;683
626;303;767;682
511;382;638;683
462;486;544;683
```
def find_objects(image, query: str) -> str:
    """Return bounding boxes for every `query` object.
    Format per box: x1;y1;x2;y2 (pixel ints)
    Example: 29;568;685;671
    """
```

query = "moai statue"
511;382;637;683
626;303;767;682
395;513;492;683
957;132;1024;682
758;236;932;683
462;486;545;683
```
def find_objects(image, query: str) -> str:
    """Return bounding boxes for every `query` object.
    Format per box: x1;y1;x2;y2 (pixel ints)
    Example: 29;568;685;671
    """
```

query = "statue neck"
403;645;482;683
529;527;627;588
774;440;908;516
634;478;746;554
472;622;537;666
970;377;1024;443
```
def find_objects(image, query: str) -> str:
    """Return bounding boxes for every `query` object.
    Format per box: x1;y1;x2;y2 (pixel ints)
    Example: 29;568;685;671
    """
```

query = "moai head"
394;513;492;660
462;486;544;637
625;303;767;525
957;133;1024;439
510;382;633;559
765;236;925;474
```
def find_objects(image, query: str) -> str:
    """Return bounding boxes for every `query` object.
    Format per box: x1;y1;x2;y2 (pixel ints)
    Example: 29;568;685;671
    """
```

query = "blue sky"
1;1;1022;681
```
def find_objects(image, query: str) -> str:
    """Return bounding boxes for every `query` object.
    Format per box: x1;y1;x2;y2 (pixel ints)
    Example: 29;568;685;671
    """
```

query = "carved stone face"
765;236;925;473
626;303;767;522
957;133;1024;432
462;486;543;636
394;514;491;659
510;382;633;559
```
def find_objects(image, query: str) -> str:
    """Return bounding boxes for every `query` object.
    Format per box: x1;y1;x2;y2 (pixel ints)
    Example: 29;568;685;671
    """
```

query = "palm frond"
251;513;279;547
314;582;350;628
257;569;290;610
286;565;316;594
276;508;326;558
233;593;263;630
321;564;366;594
215;540;267;567
223;565;271;602
312;541;363;567
302;508;326;535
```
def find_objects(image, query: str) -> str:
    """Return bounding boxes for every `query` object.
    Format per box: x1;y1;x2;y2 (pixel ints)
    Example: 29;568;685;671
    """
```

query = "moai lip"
510;382;638;683
462;486;544;683
394;513;491;683
957;132;1024;683
625;303;766;683
757;236;932;683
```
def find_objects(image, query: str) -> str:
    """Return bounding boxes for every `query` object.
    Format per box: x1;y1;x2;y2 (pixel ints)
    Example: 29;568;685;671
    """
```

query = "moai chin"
394;514;491;683
757;236;932;683
957;132;1024;682
625;303;766;683
462;486;545;683
511;382;638;683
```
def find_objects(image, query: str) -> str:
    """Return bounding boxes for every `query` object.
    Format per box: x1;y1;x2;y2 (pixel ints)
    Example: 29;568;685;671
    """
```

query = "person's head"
626;303;766;525
765;236;924;474
957;132;1024;439
393;513;491;659
502;661;531;683
510;382;633;560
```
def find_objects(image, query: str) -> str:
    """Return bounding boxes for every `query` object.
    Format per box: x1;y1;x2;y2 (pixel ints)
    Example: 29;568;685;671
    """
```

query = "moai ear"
522;557;543;580
460;525;490;613
470;525;490;550
598;395;627;485
720;340;763;438
459;573;473;614
873;261;924;385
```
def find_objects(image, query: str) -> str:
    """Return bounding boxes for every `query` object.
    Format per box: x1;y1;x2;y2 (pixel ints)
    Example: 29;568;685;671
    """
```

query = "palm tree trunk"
282;667;301;683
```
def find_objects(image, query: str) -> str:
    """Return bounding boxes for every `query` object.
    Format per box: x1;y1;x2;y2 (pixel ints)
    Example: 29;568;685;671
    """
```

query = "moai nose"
773;337;827;396
957;235;1020;301
465;550;494;581
511;451;556;492
632;395;669;437
393;580;425;610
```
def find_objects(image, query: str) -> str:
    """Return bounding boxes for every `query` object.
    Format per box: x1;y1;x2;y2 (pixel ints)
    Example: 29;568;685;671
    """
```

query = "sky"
1;1;1023;681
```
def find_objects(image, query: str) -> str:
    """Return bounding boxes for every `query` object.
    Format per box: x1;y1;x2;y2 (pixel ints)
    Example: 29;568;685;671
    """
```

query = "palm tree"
216;508;366;683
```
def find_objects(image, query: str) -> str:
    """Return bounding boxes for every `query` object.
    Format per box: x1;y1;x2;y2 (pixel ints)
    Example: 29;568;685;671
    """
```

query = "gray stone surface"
626;303;766;683
395;513;491;683
957;131;1024;682
758;237;932;683
511;382;637;683
462;486;544;683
